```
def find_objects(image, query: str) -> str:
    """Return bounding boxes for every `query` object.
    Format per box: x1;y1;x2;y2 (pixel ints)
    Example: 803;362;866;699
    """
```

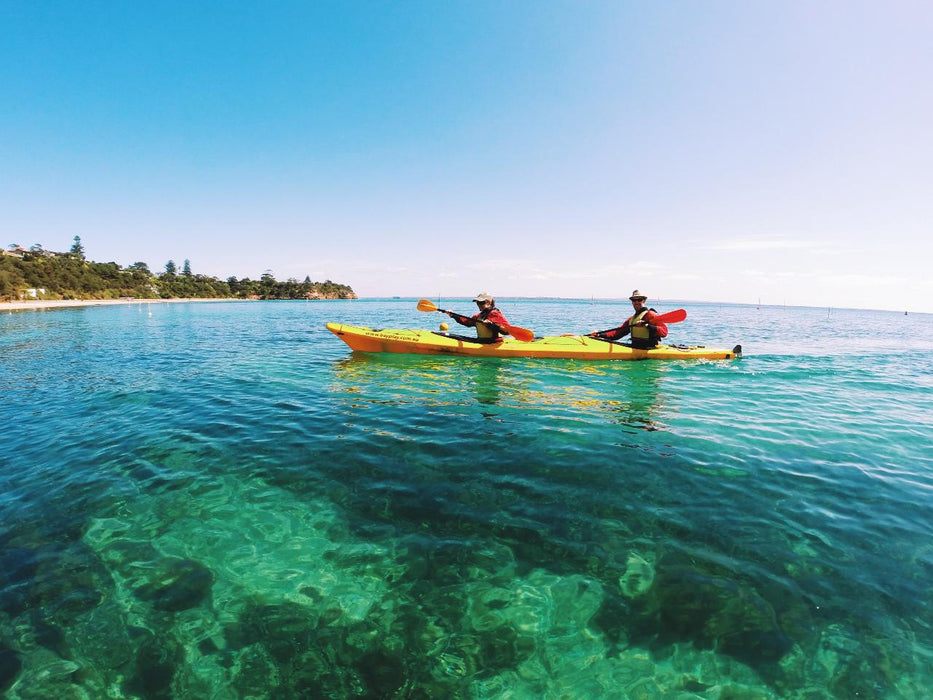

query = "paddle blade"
656;308;687;324
505;325;535;342
417;299;439;313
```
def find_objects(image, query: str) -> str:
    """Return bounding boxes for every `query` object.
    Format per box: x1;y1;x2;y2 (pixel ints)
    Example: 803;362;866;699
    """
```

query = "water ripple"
2;301;932;697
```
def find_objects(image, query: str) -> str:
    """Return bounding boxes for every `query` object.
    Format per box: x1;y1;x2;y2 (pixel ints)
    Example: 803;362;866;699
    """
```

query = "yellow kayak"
326;323;742;361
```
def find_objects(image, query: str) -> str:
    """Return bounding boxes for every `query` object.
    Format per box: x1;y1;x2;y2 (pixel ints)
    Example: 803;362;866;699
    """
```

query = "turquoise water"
1;299;931;698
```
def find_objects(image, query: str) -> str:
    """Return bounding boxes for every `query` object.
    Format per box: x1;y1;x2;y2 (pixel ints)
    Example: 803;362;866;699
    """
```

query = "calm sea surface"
1;299;931;698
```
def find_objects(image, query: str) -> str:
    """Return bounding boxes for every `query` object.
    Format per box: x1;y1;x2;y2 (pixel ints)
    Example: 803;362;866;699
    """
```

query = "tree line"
1;237;356;302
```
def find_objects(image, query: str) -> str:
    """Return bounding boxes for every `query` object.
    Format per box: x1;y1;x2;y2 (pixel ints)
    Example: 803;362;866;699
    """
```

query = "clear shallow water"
1;299;931;698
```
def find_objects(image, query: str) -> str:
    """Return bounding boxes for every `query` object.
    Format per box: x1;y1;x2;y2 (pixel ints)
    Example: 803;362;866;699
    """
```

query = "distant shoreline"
3;297;923;316
2;298;250;313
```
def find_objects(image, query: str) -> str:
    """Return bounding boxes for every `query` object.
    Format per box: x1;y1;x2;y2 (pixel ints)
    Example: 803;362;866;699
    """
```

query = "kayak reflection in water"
588;289;669;349
444;292;511;341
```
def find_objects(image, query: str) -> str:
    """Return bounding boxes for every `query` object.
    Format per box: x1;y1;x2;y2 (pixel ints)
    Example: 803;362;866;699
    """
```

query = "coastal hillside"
1;239;356;302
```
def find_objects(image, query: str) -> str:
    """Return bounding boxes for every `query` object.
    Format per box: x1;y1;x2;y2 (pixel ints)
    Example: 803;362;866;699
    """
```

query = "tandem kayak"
326;323;742;361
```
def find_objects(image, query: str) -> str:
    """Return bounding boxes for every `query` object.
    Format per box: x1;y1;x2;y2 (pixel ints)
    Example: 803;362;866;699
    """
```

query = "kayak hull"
326;323;741;361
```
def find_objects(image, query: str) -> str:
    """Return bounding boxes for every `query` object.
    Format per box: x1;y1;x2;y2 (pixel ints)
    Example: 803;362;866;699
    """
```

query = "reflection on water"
330;351;670;433
472;360;503;407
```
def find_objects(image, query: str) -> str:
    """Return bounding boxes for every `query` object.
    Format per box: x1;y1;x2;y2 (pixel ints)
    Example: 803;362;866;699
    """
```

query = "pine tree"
70;235;85;260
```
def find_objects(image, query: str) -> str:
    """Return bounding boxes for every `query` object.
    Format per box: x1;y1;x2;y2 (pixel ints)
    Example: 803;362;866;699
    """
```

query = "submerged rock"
0;548;39;587
225;599;409;697
231;601;319;663
0;547;40;616
30;613;69;658
619;550;656;599
122;629;182;700
0;643;22;694
133;557;214;612
72;602;134;671
232;643;281;697
625;561;792;670
26;542;110;625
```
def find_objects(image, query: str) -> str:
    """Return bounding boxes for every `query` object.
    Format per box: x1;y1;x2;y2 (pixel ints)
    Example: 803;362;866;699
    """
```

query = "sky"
2;1;931;312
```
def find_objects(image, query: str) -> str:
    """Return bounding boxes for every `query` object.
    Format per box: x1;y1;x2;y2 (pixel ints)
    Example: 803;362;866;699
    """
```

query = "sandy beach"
3;298;246;313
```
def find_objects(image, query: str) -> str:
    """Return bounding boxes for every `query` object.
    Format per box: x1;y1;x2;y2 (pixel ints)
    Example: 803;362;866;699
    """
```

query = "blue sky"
3;1;931;312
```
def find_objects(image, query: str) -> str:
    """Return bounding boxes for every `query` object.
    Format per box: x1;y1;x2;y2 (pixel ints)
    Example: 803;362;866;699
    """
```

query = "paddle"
655;308;687;324
417;299;535;342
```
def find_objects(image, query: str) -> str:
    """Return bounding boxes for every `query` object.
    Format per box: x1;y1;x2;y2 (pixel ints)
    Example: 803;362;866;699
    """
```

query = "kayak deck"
326;323;741;361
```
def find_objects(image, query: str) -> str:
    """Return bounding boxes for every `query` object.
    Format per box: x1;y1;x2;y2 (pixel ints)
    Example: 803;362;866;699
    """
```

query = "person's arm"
445;310;475;327
590;320;631;340
644;310;668;339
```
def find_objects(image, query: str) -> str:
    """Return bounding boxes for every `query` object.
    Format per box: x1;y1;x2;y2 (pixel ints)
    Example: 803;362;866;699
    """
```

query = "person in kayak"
444;292;511;341
589;290;669;349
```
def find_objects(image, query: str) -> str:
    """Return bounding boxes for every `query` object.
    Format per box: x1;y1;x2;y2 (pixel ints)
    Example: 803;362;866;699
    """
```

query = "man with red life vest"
444;292;511;341
589;290;669;349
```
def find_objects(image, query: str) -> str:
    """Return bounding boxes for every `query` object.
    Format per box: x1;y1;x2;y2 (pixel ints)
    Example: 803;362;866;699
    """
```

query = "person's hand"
445;310;453;316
